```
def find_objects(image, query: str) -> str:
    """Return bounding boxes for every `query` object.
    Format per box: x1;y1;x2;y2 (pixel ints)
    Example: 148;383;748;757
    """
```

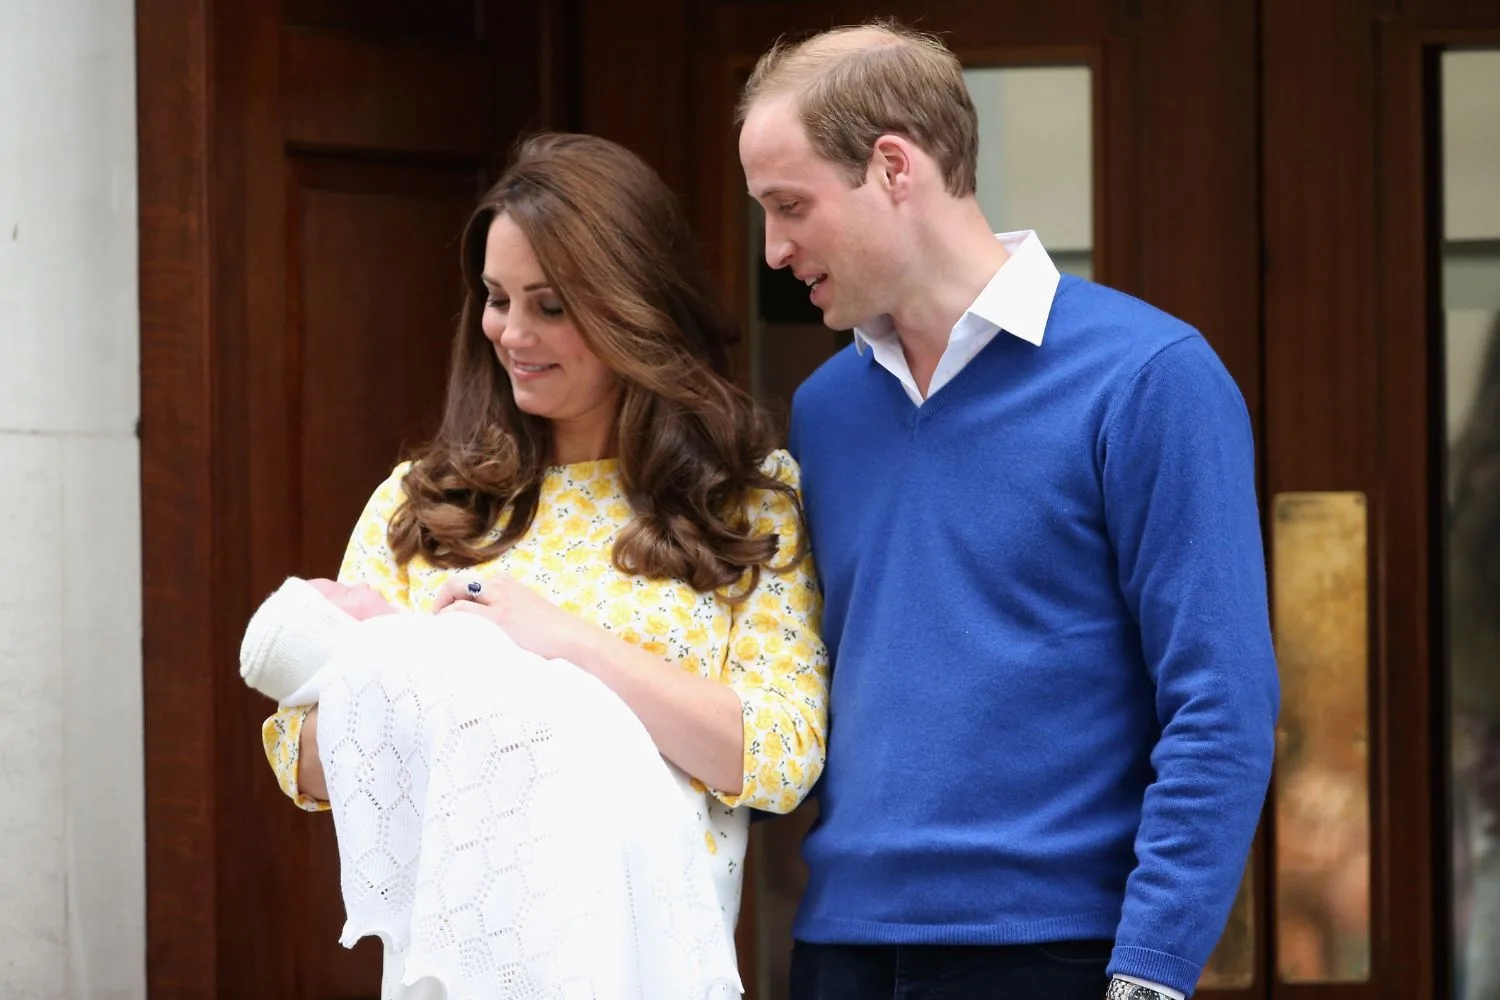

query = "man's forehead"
742;93;802;143
742;102;817;191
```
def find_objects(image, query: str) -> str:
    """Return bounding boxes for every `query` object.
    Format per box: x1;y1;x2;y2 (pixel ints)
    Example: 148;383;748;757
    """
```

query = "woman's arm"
260;705;331;811
258;462;414;811
297;706;328;801
436;450;829;807
564;628;747;794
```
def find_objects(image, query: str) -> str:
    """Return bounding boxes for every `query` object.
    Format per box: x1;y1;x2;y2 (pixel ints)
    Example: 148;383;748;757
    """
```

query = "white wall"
0;3;145;999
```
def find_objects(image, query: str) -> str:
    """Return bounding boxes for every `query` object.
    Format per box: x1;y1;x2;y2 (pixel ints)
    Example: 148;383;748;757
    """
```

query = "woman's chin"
509;387;560;419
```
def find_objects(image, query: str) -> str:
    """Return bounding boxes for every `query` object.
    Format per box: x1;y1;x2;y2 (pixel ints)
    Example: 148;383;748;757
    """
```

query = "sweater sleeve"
1100;336;1280;993
260;463;416;810
707;450;830;814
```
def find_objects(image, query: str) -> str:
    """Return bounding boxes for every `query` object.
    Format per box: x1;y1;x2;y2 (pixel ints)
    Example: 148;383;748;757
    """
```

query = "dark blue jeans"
788;940;1113;1000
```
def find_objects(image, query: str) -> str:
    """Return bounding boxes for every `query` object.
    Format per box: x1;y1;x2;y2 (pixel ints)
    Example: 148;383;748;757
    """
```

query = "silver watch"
1106;979;1174;1000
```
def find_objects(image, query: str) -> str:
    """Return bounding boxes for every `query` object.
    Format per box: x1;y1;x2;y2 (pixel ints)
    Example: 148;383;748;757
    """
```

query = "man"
737;20;1279;1000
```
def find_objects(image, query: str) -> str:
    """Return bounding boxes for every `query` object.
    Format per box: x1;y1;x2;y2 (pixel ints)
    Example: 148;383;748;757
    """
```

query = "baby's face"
308;579;398;621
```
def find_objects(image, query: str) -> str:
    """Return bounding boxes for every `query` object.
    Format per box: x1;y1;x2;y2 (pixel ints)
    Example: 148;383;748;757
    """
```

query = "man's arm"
1100;335;1280;994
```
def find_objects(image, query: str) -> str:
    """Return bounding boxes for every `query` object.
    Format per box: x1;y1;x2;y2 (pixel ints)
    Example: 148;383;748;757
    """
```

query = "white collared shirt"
852;230;1061;405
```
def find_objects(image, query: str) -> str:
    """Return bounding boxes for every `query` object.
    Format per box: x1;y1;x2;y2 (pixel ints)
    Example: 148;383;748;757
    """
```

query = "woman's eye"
486;297;509;311
540;302;566;318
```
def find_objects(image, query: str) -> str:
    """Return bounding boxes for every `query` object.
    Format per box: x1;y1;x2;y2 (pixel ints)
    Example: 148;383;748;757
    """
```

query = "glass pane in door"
1442;46;1500;1000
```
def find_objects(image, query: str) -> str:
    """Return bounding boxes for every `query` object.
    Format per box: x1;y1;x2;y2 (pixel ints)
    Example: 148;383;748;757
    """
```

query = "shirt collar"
852;230;1061;354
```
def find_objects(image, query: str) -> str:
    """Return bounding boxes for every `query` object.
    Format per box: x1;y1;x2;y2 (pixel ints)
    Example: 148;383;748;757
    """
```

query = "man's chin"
819;308;859;334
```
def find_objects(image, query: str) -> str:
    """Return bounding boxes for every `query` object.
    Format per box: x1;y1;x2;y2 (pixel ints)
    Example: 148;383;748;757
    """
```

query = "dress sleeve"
710;450;830;813
260;707;330;812
259;462;416;810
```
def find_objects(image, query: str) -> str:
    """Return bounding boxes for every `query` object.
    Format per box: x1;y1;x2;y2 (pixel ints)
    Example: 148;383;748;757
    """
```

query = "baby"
239;577;400;705
237;577;741;1000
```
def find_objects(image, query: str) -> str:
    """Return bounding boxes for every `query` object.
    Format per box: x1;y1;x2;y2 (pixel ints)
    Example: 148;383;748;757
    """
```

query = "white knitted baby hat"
239;578;358;704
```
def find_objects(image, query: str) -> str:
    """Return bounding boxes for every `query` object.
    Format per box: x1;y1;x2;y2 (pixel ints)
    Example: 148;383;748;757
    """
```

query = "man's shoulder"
1050;276;1201;352
1042;277;1226;392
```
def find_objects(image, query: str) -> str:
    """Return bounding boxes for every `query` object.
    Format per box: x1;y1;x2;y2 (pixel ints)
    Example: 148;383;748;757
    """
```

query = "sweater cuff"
1108;947;1201;998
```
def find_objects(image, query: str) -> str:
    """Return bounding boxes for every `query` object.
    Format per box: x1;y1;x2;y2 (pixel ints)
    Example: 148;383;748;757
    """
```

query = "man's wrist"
1107;976;1185;1000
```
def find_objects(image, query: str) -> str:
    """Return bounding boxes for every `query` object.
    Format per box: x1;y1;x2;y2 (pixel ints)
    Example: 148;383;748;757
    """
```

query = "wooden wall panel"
293;163;477;577
282;29;492;155
1126;1;1261;414
1261;10;1382;996
578;0;693;195
285;0;479;37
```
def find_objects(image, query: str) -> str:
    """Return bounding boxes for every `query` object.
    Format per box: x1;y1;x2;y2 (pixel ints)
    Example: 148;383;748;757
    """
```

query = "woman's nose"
498;318;536;348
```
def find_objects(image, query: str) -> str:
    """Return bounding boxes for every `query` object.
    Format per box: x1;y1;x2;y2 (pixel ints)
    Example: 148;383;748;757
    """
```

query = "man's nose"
764;221;793;270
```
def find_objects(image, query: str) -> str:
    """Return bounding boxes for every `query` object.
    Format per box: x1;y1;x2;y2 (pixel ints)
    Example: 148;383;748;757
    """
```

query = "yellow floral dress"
261;449;829;927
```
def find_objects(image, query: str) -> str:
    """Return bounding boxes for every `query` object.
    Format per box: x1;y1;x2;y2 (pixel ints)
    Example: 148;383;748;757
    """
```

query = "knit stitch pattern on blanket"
306;611;741;1000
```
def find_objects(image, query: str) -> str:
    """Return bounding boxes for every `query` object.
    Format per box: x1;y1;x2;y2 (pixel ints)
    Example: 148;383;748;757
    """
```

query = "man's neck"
886;216;1012;387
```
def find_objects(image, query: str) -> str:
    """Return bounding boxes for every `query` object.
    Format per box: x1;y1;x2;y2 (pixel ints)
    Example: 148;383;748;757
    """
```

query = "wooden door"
137;1;569;996
1260;2;1500;999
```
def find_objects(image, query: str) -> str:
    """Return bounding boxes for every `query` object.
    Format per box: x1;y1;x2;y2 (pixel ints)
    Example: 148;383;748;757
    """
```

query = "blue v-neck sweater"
786;276;1279;994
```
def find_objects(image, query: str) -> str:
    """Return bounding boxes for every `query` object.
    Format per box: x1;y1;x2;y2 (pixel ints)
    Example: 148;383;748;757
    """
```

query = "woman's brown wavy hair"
387;132;802;600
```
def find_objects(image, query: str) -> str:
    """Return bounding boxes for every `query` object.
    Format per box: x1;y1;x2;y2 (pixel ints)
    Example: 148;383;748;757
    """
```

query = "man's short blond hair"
737;20;978;197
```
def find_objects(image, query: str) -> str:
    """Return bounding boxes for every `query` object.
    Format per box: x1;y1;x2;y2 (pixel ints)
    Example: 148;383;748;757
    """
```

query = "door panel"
291;162;478;581
1261;3;1500;998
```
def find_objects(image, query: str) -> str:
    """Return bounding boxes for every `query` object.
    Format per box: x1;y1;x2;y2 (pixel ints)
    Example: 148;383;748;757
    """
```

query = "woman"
261;132;829;993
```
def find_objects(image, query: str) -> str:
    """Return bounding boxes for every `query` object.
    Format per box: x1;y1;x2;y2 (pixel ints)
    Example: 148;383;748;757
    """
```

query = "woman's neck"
548;413;615;465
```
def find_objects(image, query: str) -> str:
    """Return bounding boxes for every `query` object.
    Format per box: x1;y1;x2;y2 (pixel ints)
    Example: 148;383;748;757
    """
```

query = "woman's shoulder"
756;448;802;490
744;449;804;534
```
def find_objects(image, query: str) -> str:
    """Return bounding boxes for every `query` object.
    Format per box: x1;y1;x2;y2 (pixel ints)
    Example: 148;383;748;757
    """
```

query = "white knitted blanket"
297;612;741;1000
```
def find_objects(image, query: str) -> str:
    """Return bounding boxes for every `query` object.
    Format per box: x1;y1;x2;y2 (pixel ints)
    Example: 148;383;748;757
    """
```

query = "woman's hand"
431;571;746;794
431;572;603;663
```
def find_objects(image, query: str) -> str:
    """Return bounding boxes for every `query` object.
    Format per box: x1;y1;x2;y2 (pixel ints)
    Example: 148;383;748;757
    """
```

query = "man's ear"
870;134;915;202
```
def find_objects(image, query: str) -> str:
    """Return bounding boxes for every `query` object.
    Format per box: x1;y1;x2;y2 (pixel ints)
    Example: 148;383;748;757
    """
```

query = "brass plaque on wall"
1271;491;1371;983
